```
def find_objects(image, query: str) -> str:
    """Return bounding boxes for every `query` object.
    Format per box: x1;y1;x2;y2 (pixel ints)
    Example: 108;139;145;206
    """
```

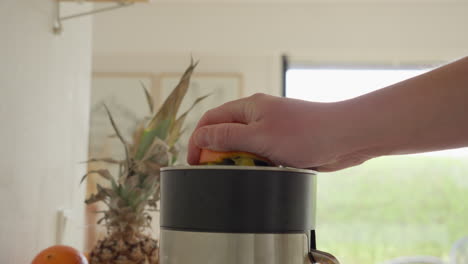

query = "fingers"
194;96;255;130
187;122;262;165
314;155;368;172
187;133;201;165
187;96;260;165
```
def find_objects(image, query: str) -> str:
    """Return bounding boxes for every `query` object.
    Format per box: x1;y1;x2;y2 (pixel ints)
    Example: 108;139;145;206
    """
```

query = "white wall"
0;0;92;262
93;2;468;95
93;53;281;96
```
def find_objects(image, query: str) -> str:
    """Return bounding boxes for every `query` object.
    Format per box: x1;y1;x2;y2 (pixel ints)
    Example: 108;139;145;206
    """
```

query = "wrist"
330;99;391;160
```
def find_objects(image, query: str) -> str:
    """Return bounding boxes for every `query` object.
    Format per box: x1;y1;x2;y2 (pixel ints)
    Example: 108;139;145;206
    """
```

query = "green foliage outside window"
317;155;468;264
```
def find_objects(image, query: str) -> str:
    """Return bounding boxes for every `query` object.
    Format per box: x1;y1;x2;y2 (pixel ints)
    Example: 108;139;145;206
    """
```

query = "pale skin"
187;56;468;172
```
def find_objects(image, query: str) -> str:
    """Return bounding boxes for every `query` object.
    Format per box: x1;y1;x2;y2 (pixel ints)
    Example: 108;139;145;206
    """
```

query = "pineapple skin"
90;234;159;264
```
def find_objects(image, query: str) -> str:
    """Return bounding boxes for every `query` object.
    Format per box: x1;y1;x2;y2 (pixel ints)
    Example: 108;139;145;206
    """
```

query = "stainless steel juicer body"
160;230;310;264
159;166;338;264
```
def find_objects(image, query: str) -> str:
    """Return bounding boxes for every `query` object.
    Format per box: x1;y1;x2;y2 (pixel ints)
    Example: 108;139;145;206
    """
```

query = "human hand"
187;93;373;171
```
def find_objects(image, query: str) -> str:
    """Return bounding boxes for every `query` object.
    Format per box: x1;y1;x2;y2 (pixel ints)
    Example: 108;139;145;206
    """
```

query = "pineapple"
83;60;208;264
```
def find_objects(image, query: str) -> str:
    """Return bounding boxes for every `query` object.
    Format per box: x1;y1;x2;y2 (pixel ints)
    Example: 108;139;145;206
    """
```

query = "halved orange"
199;149;272;166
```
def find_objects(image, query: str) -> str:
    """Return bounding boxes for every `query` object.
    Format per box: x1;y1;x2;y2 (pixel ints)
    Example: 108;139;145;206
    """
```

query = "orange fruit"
199;149;272;166
32;245;88;264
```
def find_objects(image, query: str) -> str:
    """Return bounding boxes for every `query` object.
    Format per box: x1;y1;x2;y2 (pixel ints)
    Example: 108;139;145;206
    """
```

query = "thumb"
193;123;260;153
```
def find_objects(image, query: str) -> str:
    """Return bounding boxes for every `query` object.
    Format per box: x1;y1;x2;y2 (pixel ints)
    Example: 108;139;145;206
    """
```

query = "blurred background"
1;0;468;263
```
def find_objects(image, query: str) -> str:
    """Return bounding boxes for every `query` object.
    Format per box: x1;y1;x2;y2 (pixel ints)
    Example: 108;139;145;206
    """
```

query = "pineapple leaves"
85;184;112;205
130;122;146;157
142;174;159;189
135;59;198;160
103;105;131;170
97;215;108;225
140;81;154;114
136;119;171;160
124;174;140;189
84;59;209;236
167;93;211;148
82;157;123;165
142;137;170;163
80;169;116;186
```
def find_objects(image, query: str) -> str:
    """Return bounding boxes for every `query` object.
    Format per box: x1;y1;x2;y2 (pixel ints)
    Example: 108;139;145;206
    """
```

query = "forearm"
338;57;468;158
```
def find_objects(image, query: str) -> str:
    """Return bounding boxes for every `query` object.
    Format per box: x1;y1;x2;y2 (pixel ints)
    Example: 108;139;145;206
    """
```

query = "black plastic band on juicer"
160;166;317;233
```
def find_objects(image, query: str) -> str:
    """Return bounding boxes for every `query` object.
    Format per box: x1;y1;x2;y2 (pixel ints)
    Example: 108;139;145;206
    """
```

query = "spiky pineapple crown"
82;60;208;237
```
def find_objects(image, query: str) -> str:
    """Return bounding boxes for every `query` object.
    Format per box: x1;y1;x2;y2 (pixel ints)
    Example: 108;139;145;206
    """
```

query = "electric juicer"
159;165;339;264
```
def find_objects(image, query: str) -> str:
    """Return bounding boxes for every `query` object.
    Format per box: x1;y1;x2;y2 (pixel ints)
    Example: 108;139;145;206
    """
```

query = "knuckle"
249;93;267;101
243;101;257;121
251;95;278;121
245;93;269;120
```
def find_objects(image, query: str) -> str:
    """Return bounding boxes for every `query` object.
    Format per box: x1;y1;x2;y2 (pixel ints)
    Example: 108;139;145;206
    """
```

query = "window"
286;67;468;264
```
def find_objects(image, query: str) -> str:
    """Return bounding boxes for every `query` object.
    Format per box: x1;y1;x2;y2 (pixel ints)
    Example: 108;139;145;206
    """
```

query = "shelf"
58;0;149;2
53;0;150;34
